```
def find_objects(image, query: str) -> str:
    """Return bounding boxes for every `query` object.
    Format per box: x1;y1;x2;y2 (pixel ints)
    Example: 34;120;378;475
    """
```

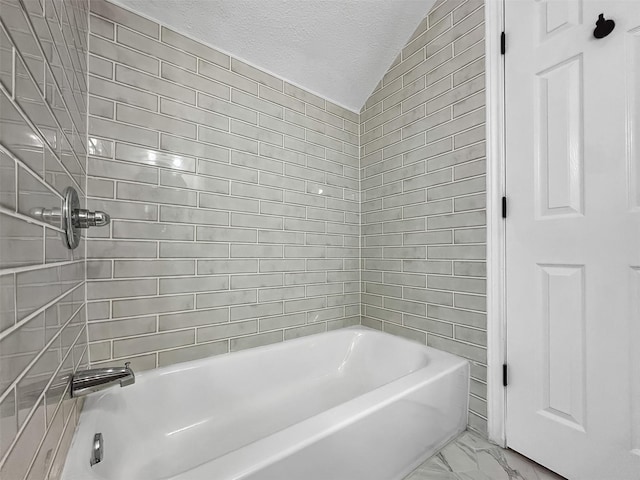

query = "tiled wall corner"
359;0;487;435
85;0;361;372
0;0;89;478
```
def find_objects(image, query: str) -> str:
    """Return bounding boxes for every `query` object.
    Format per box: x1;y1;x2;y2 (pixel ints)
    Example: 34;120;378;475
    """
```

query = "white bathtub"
62;326;469;480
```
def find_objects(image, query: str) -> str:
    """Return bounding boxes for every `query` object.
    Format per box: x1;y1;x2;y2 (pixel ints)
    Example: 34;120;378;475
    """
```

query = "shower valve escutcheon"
30;186;110;250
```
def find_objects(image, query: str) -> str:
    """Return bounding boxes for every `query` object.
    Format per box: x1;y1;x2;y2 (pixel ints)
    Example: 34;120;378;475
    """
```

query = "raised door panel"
538;264;585;430
535;56;584;218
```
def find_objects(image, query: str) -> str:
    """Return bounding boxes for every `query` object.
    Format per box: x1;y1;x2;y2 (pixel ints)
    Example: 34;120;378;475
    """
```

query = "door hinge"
501;196;507;218
501;31;506;54
503;364;508;387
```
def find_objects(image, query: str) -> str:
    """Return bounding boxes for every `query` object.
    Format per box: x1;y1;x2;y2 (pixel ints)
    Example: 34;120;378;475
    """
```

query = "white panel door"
505;1;640;478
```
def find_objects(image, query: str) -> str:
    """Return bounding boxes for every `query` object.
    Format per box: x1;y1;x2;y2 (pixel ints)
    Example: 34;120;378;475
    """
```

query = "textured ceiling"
111;0;436;112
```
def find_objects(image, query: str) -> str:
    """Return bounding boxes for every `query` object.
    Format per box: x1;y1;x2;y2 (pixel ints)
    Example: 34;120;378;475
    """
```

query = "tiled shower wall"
0;0;89;478
85;0;361;370
360;0;487;434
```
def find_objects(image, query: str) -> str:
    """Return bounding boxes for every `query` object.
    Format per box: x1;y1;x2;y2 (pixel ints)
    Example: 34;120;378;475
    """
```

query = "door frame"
484;0;507;448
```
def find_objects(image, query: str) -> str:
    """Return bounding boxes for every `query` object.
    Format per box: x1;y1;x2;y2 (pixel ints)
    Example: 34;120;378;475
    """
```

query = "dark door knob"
593;13;615;39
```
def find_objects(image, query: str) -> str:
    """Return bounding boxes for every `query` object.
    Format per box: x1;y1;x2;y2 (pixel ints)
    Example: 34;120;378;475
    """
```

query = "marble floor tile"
404;431;566;480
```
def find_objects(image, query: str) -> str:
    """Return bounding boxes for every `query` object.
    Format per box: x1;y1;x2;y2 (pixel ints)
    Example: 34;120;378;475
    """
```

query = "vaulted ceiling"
112;0;437;112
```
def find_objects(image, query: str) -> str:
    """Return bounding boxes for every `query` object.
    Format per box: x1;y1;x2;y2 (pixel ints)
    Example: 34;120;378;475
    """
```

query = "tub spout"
71;362;135;398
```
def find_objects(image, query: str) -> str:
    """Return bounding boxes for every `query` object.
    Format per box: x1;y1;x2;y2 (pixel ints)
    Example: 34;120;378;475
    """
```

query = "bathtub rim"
103;326;438;386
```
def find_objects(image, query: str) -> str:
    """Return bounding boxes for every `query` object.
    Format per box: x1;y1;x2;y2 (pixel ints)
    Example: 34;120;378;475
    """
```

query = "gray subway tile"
454;227;486;244
230;302;283;321
232;89;283;119
160;170;229;193
161;26;229;68
112;294;194;318
89;76;157;111
428;304;486;328
89;117;157;148
117;182;196;206
404;315;454;337
428;244;485;260
159;242;228;258
160;206;228;226
89;316;156;340
90;34;158;75
454;261;486;277
113;330;194;357
426;7;484;57
284;323;326;341
427;211;486;230
199;192;258;213
454;159;485;181
112;220;194;241
158;341;228;366
91;0;159;38
90;13;114;40
231;244;283;258
383;322;426;343
427;176;485;201
159;275;229;294
455;125;485;149
160;98;228;132
198;126;258;154
427;275;486;294
116;64;195;104
454;293;486;312
159;308;229;331
284;82;324;108
197;259;258;275
259;313;306;332
87;157;158;186
259;85;304;113
199;59;257;95
258;286;305;302
117;26;197;71
231;213;282;230
231;58;282;90
427;142;485;171
427;334;486;364
160;135;228;165
114;259;195;278
89;96;114;118
453;0;484;23
89;239;157;258
87;279;156;300
454;188;486;211
196;226;256;243
455;325;486;346
230;331;282;352
196;289;257;309
403;12;452;59
116;104;196;139
234;152;283;175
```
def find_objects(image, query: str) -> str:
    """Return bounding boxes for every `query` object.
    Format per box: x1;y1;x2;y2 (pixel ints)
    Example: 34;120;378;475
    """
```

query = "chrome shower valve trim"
29;186;110;250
